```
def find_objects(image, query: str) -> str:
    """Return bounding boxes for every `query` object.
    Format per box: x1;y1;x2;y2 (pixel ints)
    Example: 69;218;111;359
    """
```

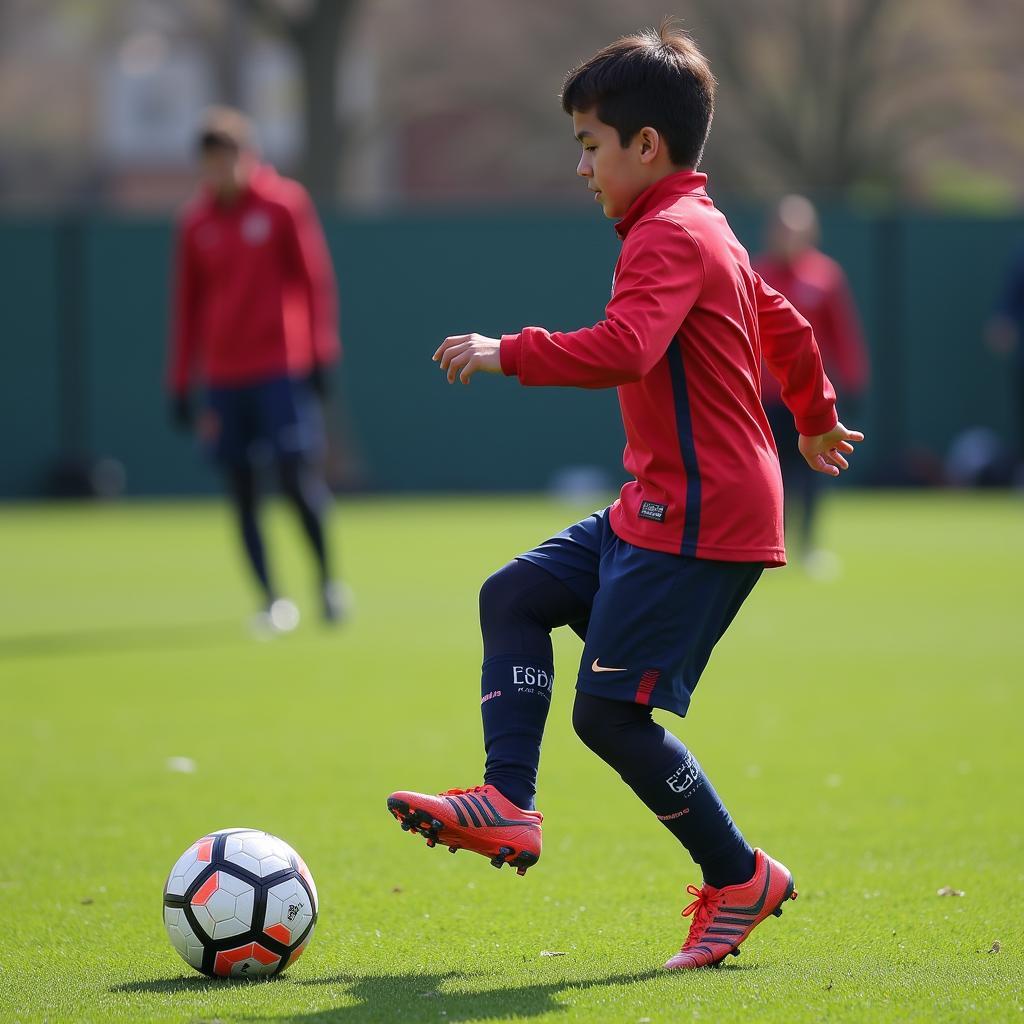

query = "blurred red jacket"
168;165;340;394
753;249;868;408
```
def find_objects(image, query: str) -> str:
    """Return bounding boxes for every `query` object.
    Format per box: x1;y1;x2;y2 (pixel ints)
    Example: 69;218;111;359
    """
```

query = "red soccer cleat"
663;848;798;969
386;784;543;875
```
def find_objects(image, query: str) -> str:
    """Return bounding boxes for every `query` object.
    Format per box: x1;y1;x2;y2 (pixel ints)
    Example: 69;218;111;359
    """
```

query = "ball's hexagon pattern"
213;941;281;978
223;831;292;878
163;906;205;971
263;876;315;946
163;828;317;978
189;870;255;940
164;835;214;898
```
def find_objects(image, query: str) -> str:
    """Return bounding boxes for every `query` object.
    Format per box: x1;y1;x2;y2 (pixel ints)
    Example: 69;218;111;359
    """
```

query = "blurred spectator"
985;241;1024;469
167;107;349;631
754;195;869;572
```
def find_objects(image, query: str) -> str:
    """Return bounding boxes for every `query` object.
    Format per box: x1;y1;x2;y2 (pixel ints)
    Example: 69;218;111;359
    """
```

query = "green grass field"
1;493;1022;1023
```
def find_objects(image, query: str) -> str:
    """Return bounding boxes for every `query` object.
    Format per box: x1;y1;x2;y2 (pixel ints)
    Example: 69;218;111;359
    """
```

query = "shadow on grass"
0;620;244;660
249;968;666;1023
112;963;761;1022
110;975;243;995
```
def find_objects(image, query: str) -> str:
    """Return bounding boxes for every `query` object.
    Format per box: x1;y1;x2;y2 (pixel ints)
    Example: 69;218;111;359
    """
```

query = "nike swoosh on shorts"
591;659;628;673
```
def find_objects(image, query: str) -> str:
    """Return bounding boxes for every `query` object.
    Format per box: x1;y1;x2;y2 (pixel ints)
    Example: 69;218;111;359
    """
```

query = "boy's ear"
638;126;661;163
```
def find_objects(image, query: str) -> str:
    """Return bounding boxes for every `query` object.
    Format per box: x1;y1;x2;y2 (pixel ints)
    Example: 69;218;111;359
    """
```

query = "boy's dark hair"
196;106;253;154
561;20;716;168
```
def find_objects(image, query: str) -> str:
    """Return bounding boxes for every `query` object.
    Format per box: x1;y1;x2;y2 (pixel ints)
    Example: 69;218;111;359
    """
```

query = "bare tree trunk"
240;0;361;200
211;0;245;107
286;1;360;200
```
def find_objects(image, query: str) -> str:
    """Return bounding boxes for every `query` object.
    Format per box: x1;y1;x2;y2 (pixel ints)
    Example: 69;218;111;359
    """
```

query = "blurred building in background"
0;0;1022;499
2;0;1023;211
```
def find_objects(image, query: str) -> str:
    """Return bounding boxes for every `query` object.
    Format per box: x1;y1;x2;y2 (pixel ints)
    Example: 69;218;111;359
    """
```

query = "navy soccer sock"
572;692;755;888
478;560;590;811
227;465;273;602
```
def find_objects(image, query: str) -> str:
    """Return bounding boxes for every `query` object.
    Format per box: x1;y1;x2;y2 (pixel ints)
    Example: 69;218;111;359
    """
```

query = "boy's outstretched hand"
434;333;502;384
798;422;864;476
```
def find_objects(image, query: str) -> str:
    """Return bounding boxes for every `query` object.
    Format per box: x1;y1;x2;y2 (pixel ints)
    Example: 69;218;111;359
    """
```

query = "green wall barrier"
0;206;1020;498
0;221;63;496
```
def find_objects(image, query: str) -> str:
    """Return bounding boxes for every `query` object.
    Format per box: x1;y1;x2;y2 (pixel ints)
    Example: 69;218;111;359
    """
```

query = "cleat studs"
431;819;443;830
516;866;527;876
448;846;458;854
425;838;436;848
490;855;505;869
400;822;411;831
791;890;799;900
773;907;783;917
498;846;514;857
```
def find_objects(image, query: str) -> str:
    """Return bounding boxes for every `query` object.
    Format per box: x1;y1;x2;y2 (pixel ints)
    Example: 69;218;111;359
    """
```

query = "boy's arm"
756;272;838;436
435;219;703;387
756;273;863;475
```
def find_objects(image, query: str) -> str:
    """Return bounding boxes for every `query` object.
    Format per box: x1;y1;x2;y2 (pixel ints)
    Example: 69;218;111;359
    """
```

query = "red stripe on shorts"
635;669;661;706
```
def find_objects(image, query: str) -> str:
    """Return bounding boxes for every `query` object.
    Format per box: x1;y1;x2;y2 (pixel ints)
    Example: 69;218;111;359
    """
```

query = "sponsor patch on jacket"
638;500;667;523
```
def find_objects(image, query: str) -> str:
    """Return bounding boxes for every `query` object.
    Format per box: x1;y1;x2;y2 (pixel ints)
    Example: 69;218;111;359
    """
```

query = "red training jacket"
168;164;340;394
753;249;869;407
500;170;837;567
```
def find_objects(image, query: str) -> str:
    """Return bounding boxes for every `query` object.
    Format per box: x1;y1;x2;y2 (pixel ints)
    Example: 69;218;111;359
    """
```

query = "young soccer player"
387;24;863;969
168;107;348;631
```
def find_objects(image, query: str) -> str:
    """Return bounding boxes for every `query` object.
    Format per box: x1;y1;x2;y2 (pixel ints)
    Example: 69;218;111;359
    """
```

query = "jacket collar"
615;169;708;239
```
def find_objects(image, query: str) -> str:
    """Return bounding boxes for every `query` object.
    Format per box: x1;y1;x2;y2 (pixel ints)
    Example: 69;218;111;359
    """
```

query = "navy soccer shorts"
204;375;324;467
517;508;763;716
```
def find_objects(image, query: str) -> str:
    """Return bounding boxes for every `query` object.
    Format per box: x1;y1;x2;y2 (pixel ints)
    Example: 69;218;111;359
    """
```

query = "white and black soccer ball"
162;828;318;978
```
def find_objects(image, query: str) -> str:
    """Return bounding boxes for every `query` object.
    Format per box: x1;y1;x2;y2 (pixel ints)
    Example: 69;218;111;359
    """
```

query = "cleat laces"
679;884;724;948
440;786;486;797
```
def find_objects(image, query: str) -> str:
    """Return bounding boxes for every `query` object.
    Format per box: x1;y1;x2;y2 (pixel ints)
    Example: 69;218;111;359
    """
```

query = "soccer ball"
162;828;318;978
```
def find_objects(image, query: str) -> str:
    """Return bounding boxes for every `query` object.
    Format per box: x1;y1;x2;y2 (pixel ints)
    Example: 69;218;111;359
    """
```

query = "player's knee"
572;692;648;763
479;561;525;626
571;693;614;755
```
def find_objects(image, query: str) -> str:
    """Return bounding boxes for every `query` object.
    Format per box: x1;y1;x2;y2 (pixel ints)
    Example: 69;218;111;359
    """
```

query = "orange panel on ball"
191;873;219;907
264;923;291;944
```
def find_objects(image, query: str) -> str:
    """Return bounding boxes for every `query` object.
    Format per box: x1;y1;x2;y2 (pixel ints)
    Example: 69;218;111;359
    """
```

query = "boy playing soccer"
387;23;863;970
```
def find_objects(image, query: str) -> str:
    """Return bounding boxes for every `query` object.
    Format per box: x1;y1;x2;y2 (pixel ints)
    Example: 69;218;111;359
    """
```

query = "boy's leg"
479;559;591;810
572;692;752;888
386;510;605;872
572;547;797;966
574;546;763;885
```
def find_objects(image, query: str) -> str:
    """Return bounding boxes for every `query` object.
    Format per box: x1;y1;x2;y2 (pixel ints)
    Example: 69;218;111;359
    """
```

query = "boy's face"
572;109;657;219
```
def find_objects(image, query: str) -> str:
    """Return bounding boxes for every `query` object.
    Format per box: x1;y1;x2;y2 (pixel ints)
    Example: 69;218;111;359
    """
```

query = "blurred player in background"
754;195;869;574
986;240;1024;472
167;107;348;632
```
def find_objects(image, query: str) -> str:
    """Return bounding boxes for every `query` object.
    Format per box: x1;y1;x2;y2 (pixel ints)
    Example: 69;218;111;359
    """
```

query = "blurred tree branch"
237;0;360;198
